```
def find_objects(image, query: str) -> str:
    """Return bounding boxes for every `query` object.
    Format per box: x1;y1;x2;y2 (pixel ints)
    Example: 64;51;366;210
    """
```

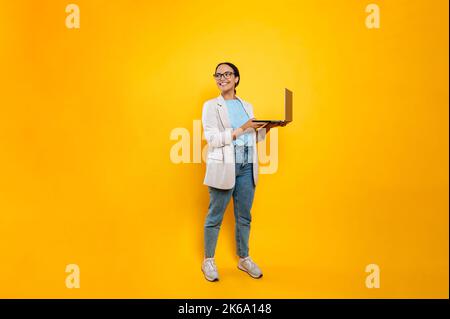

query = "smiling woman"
200;62;286;282
213;63;240;94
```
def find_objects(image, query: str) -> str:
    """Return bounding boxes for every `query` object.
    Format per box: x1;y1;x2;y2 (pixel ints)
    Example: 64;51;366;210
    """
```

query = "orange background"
0;0;448;298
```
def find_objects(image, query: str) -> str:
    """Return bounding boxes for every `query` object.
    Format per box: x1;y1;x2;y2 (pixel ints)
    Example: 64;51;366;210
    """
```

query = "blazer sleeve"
202;101;233;148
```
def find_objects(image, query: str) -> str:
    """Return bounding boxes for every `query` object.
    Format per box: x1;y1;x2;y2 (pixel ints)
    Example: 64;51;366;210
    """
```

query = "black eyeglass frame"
212;71;235;80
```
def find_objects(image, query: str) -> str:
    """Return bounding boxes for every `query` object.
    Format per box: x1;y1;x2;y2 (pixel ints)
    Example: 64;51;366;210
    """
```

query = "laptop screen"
285;88;293;122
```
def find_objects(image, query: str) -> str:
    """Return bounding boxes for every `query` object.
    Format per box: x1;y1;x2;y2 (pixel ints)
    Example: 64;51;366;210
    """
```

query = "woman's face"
214;64;239;94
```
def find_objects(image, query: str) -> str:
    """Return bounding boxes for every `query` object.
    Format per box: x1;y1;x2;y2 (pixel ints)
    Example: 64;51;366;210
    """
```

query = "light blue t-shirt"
225;99;250;146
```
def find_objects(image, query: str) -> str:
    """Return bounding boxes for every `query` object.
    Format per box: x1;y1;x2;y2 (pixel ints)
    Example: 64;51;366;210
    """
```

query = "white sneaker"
202;258;219;282
238;256;263;278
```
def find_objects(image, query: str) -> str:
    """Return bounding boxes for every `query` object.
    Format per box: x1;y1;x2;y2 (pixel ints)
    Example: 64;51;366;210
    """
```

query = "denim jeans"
204;146;255;258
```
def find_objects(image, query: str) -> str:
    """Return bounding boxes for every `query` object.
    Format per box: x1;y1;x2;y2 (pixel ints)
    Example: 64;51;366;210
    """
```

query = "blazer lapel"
216;94;231;128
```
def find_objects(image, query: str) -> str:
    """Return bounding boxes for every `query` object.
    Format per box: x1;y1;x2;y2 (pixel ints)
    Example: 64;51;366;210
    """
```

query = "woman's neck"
221;91;236;100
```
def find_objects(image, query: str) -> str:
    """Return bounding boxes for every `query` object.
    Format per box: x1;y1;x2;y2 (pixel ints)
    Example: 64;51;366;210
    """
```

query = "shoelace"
242;257;255;269
205;259;216;272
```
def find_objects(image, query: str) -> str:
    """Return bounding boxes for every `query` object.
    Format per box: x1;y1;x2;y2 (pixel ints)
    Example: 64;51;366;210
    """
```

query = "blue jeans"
204;146;255;258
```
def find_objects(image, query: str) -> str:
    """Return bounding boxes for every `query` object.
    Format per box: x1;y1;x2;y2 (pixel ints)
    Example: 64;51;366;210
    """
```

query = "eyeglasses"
213;71;235;80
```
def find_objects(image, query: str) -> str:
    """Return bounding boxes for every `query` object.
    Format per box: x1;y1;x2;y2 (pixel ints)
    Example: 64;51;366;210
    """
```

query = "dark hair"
215;62;240;94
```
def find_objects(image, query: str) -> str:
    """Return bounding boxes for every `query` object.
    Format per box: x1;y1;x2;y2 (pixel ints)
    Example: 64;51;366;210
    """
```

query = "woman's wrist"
233;127;244;140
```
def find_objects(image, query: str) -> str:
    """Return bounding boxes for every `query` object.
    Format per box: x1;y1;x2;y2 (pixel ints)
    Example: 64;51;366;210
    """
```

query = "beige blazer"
202;94;267;190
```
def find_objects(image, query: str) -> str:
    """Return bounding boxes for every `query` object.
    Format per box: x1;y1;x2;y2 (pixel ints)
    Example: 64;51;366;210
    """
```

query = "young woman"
201;62;284;281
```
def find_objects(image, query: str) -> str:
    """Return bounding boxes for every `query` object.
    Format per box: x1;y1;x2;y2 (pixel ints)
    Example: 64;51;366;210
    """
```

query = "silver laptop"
253;88;293;124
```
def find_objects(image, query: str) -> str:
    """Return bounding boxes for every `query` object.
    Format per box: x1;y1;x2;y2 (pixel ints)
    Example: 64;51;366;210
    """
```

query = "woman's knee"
205;213;224;228
237;213;252;226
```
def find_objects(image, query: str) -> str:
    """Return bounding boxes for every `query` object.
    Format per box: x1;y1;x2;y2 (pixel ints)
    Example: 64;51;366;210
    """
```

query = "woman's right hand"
241;118;266;131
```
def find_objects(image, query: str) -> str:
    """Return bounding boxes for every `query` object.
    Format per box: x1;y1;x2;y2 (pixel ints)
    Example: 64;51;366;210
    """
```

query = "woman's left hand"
260;121;286;132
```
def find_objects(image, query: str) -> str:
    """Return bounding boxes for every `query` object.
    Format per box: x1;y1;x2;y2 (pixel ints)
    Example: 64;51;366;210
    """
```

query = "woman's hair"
215;62;240;94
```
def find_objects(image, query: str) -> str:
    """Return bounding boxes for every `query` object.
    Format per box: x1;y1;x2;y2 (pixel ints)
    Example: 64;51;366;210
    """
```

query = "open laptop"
253;88;293;125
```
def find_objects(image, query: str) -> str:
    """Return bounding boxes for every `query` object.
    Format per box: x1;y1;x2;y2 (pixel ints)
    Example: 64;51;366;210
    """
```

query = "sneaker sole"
237;265;263;279
202;269;219;282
